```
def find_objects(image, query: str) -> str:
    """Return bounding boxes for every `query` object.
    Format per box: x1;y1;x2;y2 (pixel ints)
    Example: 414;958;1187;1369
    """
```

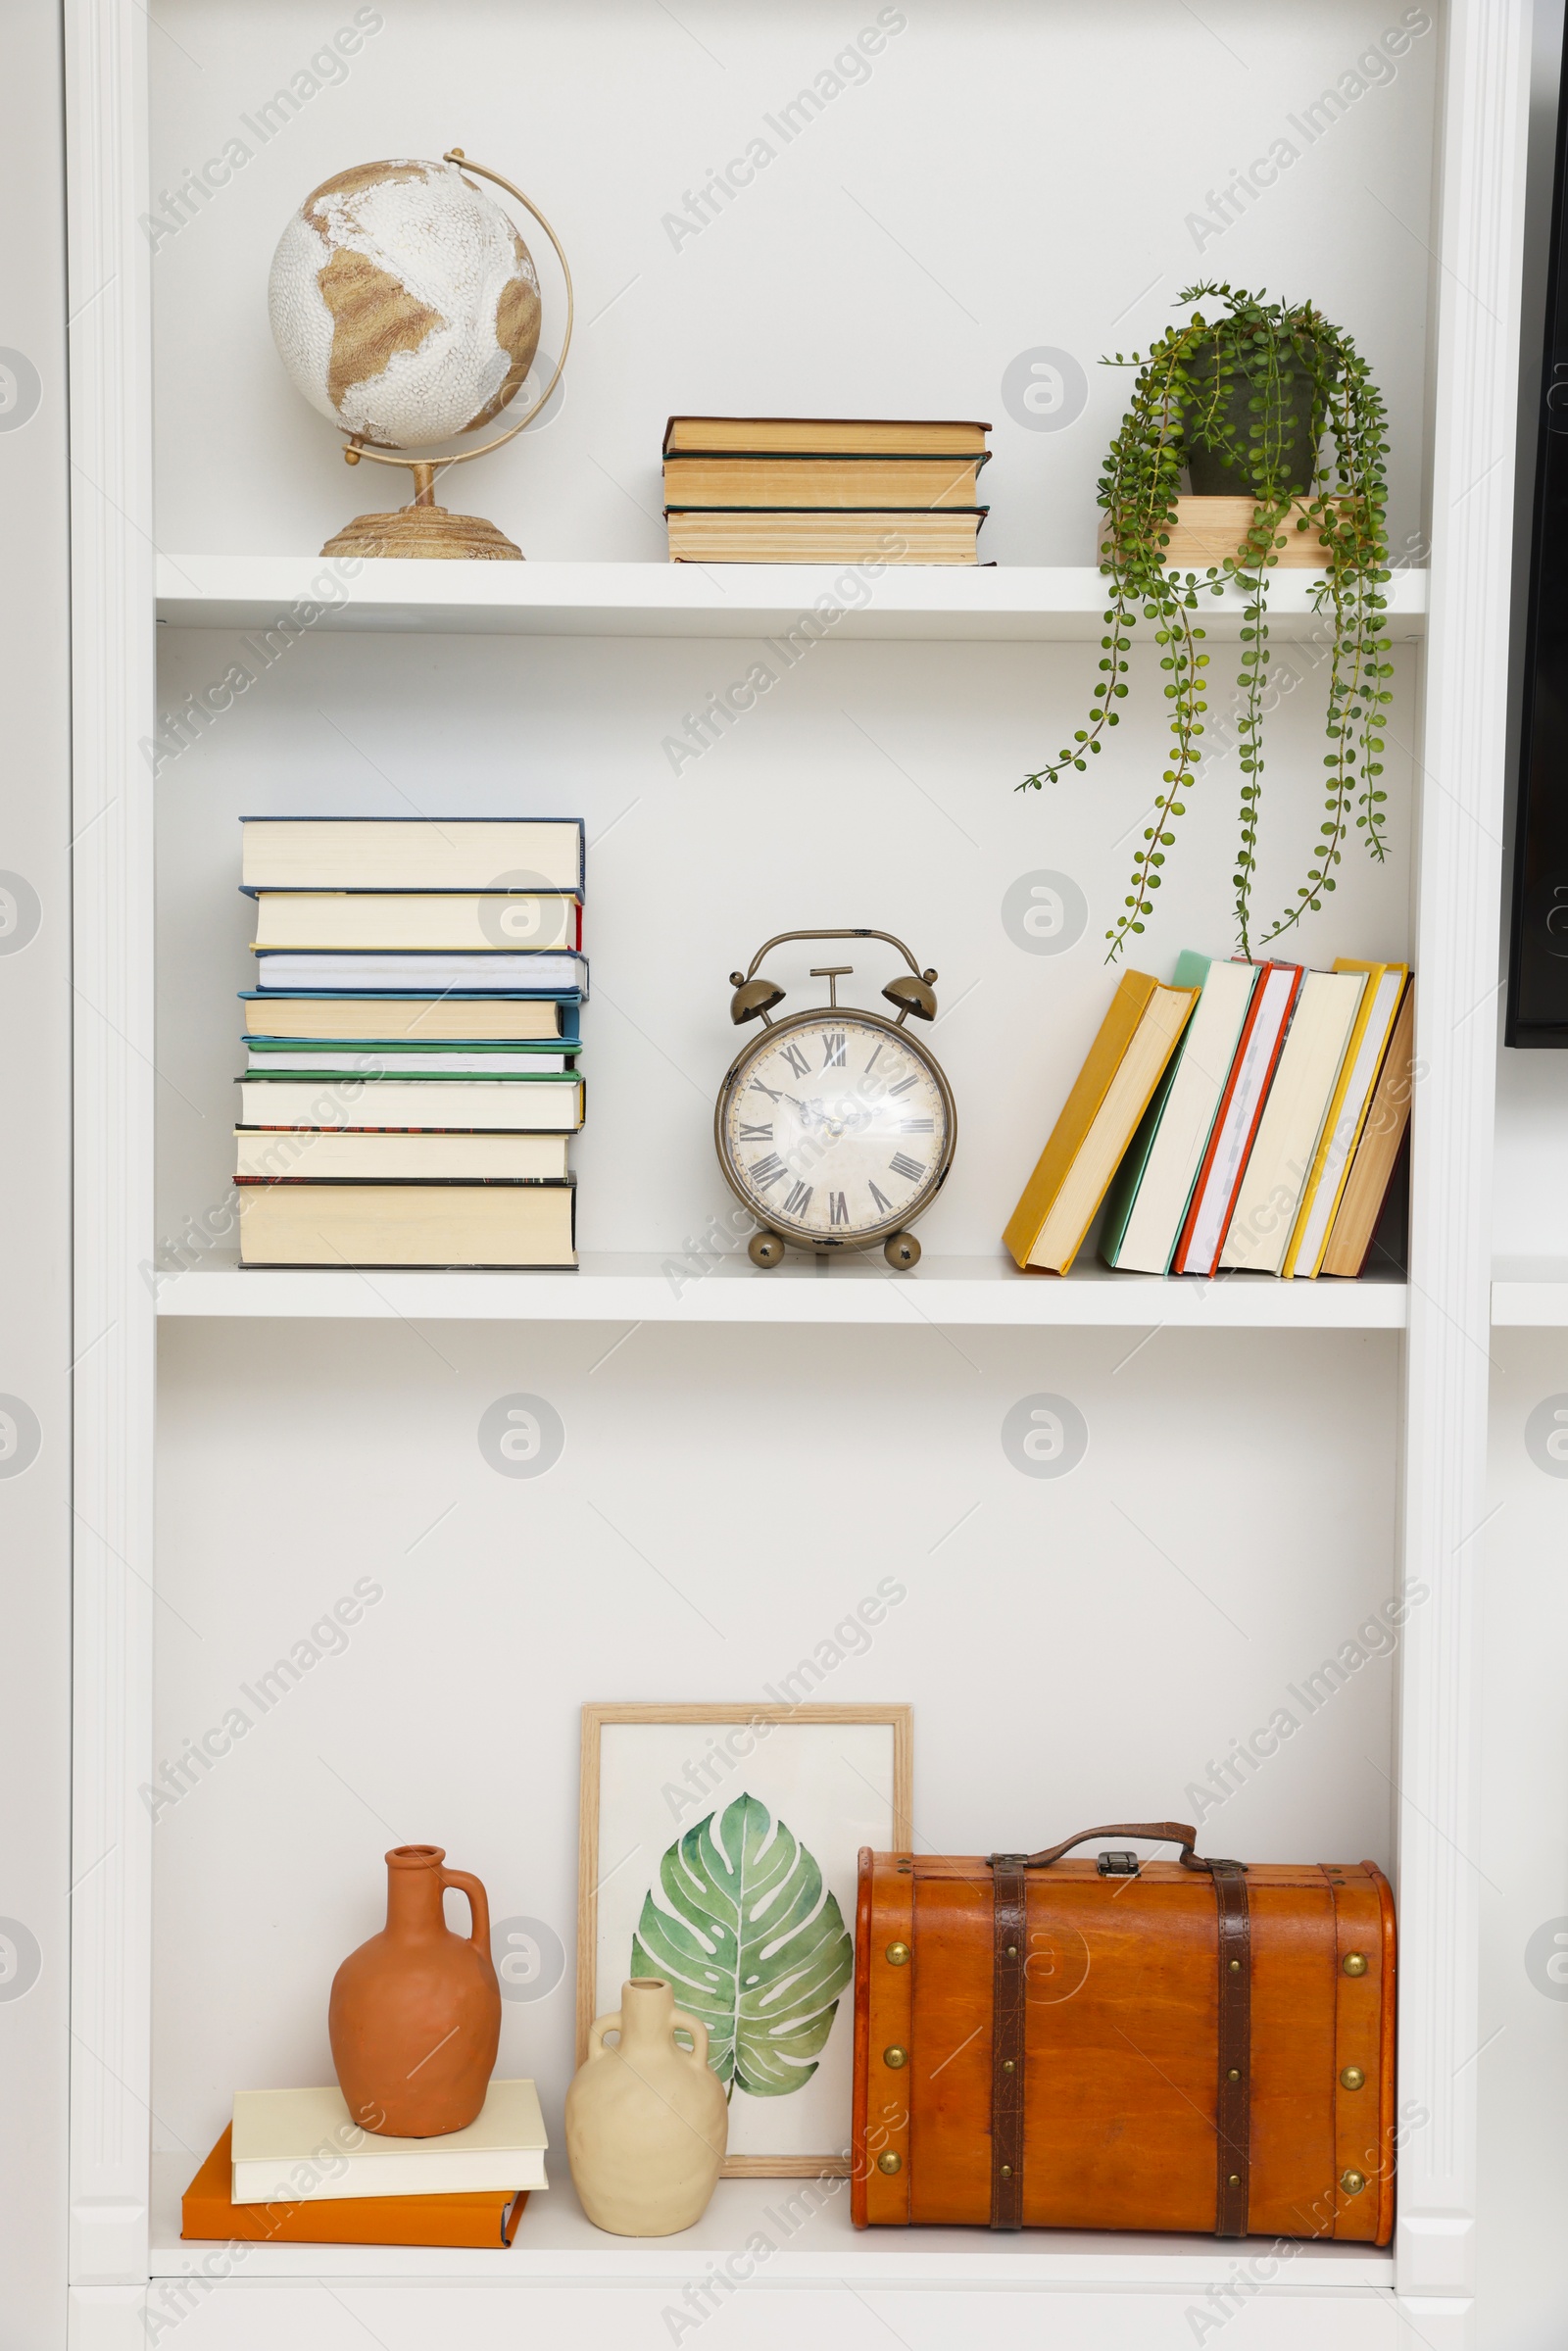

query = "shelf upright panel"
64;0;158;2309
1396;0;1531;2335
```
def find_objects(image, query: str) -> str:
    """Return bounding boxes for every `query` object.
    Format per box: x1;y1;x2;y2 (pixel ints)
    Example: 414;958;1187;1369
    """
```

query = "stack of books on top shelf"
181;2081;548;2251
1005;952;1415;1280
662;415;991;564
233;817;585;1269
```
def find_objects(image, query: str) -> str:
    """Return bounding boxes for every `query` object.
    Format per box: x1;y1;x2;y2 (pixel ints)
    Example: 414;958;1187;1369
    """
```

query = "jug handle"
671;2009;709;2067
584;2008;710;2067
440;1866;491;1956
586;2009;621;2060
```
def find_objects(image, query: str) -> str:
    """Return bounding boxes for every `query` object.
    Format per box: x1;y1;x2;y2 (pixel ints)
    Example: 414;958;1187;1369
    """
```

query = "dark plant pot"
1181;340;1328;498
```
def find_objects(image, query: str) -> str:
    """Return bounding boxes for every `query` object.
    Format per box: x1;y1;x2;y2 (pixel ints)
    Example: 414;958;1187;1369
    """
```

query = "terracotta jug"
328;1845;501;2136
565;1977;728;2233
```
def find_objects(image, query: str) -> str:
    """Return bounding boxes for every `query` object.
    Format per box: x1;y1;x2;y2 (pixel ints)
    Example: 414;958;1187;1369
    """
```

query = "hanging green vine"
1019;284;1393;961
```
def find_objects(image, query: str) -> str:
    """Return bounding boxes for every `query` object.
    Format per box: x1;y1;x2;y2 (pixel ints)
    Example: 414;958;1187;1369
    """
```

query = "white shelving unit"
1491;1260;1568;1324
154;554;1431;643
60;4;1533;2348
144;2153;1394;2287
157;1253;1412;1326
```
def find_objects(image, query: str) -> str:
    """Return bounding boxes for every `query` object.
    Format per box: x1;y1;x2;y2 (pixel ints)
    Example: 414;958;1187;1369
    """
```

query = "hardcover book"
662;454;988;508
1320;983;1417;1277
234;1128;570;1182
1283;962;1409;1277
1101;953;1261;1274
249;895;582;953
1171;962;1302;1277
240;996;579;1041
254;953;587;996
236;1078;585;1132
229;2082;549;2203
1004;972;1199;1274
233;1180;578;1268
1219;970;1367;1275
665;511;985;563
181;2127;529;2249
662;416;991;456
240;818;584;894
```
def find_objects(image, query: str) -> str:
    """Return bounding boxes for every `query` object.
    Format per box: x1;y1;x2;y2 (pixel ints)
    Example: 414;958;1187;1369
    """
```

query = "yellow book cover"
1282;960;1409;1277
1003;973;1198;1274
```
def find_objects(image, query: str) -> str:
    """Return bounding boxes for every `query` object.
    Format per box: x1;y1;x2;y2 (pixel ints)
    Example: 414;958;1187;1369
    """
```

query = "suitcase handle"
996;1821;1218;1872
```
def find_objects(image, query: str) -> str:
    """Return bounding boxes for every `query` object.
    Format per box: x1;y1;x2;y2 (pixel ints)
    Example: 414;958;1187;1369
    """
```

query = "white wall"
0;2;74;2340
146;0;1438;565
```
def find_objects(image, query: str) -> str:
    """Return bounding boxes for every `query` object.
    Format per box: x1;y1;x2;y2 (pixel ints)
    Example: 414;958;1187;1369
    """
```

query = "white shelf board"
155;556;1430;645
1492;1259;1568;1324
155;1251;1408;1327
148;2154;1393;2288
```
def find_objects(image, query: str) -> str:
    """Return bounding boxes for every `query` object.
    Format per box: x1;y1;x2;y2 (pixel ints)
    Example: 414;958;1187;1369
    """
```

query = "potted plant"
1021;282;1394;960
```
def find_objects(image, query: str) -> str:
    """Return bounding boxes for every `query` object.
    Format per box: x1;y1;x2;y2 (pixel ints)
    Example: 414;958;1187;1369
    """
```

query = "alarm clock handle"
735;927;923;982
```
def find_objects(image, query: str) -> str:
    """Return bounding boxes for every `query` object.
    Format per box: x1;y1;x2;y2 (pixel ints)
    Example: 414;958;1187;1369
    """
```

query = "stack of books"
1004;953;1415;1280
233;817;586;1269
662;415;991;563
182;2080;548;2251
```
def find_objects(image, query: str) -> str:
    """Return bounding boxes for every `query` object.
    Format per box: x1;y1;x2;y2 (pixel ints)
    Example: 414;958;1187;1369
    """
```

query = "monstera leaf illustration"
631;1791;854;2097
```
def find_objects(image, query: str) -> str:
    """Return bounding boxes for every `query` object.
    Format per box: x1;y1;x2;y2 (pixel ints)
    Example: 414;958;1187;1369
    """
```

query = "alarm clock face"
717;1010;955;1246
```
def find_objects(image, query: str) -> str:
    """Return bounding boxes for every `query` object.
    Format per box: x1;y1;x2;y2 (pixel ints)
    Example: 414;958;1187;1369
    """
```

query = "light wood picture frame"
577;1702;912;2179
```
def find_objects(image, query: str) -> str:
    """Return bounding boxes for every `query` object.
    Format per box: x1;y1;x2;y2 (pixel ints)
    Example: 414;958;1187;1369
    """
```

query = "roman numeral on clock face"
750;1079;782;1102
738;1122;772;1142
778;1042;809;1079
750;1154;788;1191
889;1151;925;1182
897;1118;934;1133
867;1181;894;1215
783;1181;813;1217
829;1192;849;1226
821;1030;846;1068
864;1040;886;1072
888;1074;918;1097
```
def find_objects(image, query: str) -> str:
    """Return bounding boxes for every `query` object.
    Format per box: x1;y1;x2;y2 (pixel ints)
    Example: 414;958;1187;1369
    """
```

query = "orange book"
181;2129;528;2249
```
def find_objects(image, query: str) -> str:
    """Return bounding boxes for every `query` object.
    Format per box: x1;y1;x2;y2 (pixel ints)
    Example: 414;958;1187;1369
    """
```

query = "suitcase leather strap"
989;1829;1252;2236
1211;1858;1251;2237
988;1854;1027;2229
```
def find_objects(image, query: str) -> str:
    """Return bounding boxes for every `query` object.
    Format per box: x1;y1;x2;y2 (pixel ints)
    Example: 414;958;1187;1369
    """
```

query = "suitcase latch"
1097;1849;1141;1876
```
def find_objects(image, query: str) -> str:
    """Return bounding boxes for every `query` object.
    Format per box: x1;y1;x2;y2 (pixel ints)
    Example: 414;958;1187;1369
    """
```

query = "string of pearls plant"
1020;283;1394;962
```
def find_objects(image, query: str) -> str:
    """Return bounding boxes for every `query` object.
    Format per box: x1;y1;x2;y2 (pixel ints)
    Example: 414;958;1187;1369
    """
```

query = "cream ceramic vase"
565;1977;728;2233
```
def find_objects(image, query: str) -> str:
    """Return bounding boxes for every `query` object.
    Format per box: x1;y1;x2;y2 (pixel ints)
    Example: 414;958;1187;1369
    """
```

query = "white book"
1104;955;1260;1273
231;2080;549;2205
233;1128;570;1181
251;893;579;953
255;952;585;994
1172;962;1301;1277
1220;971;1367;1274
237;1078;585;1133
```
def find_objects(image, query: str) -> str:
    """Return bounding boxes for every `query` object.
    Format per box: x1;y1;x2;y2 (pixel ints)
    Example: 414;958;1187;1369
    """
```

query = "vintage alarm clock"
714;928;956;1271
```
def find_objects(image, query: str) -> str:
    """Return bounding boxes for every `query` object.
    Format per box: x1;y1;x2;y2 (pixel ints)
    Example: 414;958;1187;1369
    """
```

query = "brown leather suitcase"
852;1822;1395;2241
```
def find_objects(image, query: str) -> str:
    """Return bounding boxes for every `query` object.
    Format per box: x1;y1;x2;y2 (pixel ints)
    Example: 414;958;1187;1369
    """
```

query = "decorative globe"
268;157;542;452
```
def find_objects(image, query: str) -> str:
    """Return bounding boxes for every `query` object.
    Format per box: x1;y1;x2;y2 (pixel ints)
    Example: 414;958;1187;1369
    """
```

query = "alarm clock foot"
748;1231;786;1269
883;1232;921;1272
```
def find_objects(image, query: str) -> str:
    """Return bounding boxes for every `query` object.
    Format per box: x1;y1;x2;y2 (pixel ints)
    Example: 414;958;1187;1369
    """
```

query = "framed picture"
577;1702;912;2178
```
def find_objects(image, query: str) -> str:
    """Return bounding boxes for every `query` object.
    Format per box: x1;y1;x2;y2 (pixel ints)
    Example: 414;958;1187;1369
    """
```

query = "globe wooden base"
320;503;523;561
